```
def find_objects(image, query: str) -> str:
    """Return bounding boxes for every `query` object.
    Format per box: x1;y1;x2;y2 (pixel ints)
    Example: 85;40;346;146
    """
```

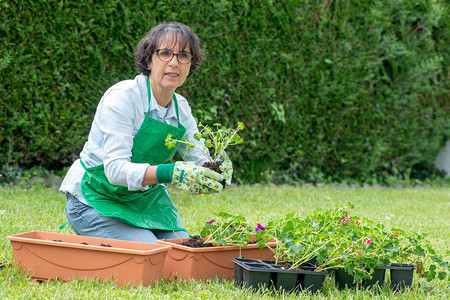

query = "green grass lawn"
1;185;449;299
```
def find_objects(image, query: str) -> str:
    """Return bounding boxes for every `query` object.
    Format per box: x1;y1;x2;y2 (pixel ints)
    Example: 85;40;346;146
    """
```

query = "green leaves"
199;212;253;247
246;201;450;284
165;122;245;164
164;134;177;149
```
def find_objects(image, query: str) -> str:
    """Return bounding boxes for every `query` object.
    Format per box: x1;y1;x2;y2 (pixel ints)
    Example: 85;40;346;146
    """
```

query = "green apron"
80;78;187;231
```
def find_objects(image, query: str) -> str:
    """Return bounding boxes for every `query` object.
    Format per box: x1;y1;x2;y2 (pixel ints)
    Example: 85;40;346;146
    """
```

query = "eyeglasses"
155;49;193;64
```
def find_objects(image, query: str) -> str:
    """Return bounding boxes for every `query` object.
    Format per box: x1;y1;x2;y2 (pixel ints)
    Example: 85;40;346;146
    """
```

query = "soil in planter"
181;235;216;248
180;235;257;248
202;161;226;188
54;240;111;247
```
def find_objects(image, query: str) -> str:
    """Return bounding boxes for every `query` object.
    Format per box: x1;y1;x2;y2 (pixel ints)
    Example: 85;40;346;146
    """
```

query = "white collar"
148;86;177;120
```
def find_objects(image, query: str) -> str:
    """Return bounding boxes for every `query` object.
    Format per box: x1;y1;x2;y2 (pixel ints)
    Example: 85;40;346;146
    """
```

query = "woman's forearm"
142;165;159;186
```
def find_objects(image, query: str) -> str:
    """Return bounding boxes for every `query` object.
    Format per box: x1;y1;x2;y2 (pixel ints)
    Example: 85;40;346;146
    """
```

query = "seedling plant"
165;122;244;165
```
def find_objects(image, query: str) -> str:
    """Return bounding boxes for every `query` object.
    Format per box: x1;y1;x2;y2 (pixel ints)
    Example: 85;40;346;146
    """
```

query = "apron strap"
59;221;69;229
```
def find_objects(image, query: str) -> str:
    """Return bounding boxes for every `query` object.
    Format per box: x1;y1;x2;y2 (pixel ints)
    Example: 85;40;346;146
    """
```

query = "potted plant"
306;203;449;290
249;202;388;290
233;211;334;292
156;212;276;281
245;203;389;290
304;203;391;289
381;226;449;289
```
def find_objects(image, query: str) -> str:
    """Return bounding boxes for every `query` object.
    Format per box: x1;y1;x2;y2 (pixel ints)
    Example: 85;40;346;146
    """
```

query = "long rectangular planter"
156;237;276;280
7;231;171;287
232;258;328;293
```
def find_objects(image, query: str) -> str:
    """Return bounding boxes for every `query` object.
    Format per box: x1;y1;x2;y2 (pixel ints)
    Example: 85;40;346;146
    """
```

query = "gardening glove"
156;161;224;194
218;152;233;185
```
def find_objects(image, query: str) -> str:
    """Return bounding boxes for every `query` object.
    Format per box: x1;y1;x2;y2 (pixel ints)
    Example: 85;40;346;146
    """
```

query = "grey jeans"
64;193;189;243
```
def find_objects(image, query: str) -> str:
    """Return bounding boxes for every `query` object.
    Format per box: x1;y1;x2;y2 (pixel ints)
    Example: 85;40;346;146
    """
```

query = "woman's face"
147;33;191;93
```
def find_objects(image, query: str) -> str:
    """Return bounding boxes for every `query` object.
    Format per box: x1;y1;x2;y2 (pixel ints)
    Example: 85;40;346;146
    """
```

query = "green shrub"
1;0;448;184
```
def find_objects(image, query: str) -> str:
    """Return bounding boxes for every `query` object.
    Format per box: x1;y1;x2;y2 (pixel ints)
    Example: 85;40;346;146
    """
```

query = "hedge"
1;0;449;184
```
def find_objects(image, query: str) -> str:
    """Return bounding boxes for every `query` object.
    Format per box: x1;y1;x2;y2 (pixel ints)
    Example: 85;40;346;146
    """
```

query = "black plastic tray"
232;258;328;293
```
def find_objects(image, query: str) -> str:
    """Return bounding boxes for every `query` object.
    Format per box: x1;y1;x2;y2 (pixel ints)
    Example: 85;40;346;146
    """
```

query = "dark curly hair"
134;22;205;77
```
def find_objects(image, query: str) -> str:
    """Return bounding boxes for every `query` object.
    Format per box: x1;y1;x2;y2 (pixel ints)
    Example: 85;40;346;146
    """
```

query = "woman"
59;22;232;243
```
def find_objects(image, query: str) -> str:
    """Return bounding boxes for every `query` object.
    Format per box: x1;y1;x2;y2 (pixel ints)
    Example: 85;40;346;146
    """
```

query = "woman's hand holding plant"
157;161;223;194
218;152;233;185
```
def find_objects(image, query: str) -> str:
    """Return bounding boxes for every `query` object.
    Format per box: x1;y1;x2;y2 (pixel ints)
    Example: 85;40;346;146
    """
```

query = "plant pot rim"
157;236;276;253
8;231;171;255
386;263;416;270
232;258;328;275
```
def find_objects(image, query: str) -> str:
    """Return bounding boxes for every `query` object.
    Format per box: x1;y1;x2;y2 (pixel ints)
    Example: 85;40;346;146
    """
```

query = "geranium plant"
311;204;392;283
384;226;449;282
165;122;244;165
200;212;253;247
197;201;449;287
199;212;269;248
255;201;449;285
254;202;389;283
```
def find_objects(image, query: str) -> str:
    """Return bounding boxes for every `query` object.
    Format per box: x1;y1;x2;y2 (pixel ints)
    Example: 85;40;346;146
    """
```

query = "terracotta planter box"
156;236;277;280
7;231;171;287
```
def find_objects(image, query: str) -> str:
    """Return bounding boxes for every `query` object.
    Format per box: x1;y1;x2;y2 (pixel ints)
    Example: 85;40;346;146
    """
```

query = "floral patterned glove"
171;161;224;194
219;152;233;185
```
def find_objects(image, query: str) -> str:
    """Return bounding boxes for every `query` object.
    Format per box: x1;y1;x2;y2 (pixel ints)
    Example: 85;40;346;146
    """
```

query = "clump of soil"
80;242;111;247
202;161;226;188
180;235;216;248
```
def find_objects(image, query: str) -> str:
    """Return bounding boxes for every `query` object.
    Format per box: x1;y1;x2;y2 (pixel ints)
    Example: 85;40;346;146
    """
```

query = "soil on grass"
180;235;216;248
202;161;226;188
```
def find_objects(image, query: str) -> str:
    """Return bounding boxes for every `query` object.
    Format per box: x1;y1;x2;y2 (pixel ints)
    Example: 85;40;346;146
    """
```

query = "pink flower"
356;221;361;225
430;287;433;291
206;219;215;224
393;232;399;236
339;218;346;226
255;223;267;231
365;239;374;245
344;214;351;222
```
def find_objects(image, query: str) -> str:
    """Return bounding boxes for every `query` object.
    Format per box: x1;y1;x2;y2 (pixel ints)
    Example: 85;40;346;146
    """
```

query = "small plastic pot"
335;266;387;289
387;263;415;289
362;266;386;287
